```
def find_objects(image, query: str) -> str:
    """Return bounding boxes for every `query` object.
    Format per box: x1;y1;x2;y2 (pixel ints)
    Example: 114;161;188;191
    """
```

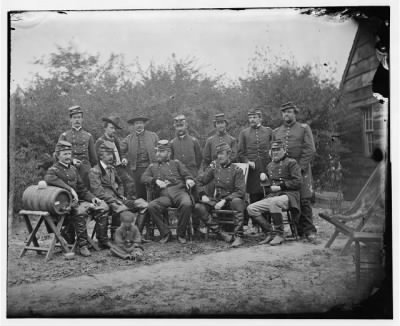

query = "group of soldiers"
42;101;317;258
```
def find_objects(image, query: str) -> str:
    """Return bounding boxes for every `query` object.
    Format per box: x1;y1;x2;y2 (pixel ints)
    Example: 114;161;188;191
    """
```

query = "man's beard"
177;129;186;136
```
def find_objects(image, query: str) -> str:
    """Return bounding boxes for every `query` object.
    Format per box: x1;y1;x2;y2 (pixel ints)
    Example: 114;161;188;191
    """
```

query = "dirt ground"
7;207;388;317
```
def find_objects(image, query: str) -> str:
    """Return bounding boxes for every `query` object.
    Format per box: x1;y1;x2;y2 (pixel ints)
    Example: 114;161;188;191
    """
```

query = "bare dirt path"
8;239;363;317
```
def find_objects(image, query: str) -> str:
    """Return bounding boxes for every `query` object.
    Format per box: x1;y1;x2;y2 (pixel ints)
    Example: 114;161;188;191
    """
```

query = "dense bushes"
10;46;346;212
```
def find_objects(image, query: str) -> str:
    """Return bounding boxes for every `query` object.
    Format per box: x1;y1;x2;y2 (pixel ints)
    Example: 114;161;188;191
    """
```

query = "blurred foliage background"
10;44;348;211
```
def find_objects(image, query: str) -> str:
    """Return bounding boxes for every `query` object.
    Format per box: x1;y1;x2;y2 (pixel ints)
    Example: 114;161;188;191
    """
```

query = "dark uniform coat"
170;133;202;177
89;164;126;204
45;162;94;203
264;156;302;212
202;132;237;167
238;125;273;194
141;159;193;191
273;121;316;198
59;128;98;188
196;162;245;202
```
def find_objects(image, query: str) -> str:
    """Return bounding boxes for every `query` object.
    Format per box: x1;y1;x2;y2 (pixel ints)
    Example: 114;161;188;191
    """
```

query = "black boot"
270;213;285;246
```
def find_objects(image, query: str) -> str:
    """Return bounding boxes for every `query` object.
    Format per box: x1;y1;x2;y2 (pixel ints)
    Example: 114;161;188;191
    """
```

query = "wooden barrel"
22;184;72;215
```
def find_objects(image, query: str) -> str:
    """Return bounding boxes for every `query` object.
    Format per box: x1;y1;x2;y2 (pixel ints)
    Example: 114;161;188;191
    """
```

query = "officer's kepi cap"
280;102;299;113
247;109;262;117
68;105;83;117
271;140;285;150
213;113;228;125
97;140;115;154
216;142;231;153
55;140;72;152
155;139;171;151
173;114;186;122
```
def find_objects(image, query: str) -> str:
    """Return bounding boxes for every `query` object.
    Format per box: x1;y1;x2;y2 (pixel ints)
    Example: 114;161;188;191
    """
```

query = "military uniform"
120;126;159;199
247;141;302;244
59;128;97;189
202;113;237;167
141;157;194;240
45;159;109;250
238;124;273;200
170;133;202;177
273;102;317;236
195;156;246;238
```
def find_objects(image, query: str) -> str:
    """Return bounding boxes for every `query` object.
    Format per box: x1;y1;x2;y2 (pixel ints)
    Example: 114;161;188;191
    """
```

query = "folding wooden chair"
18;210;73;261
318;162;385;255
205;163;250;238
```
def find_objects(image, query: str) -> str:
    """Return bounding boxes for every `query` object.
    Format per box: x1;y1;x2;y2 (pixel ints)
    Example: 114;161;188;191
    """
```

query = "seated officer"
89;141;148;240
194;142;246;248
246;140;302;246
44;140;109;257
141;140;196;244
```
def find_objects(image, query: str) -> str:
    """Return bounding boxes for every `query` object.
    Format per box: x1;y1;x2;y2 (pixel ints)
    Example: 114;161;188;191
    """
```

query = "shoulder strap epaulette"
300;123;308;128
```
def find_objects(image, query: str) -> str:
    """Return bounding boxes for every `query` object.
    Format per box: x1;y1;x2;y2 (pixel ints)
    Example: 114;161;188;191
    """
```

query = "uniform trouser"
147;185;193;238
132;166;148;200
247;195;289;235
116;165;136;198
244;193;265;226
193;198;245;237
66;201;110;247
297;198;317;236
76;161;91;190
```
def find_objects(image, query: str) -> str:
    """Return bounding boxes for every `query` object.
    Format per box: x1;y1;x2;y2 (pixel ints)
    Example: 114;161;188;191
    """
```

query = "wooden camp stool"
18;210;72;261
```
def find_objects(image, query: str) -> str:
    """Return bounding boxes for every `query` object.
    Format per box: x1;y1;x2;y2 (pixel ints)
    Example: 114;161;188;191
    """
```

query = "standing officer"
170;114;203;178
45;140;109;257
247;140;302;246
141;140;196;244
202;113;237;168
95;116;136;198
194;142;246;247
120;115;159;200
59;105;98;189
89;141;148;239
273;101;317;242
238;109;273;203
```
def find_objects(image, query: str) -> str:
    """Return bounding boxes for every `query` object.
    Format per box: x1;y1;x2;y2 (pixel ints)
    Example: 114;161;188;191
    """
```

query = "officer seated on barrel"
45;140;109;257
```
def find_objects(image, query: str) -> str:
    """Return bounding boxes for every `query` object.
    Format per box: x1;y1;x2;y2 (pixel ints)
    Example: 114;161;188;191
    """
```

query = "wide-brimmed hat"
102;116;122;129
127;116;149;124
280;102;299;113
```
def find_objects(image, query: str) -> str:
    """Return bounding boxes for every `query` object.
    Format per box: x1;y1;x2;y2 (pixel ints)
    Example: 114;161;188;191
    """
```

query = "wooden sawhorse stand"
18;210;72;261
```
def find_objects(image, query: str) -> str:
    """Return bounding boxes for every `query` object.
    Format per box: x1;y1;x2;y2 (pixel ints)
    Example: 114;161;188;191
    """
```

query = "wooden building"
337;19;388;200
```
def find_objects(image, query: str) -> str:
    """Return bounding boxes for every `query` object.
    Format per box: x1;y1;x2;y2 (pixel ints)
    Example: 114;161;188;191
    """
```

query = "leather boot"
79;245;91;257
252;215;273;234
259;233;275;245
217;230;233;243
231;236;244;248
